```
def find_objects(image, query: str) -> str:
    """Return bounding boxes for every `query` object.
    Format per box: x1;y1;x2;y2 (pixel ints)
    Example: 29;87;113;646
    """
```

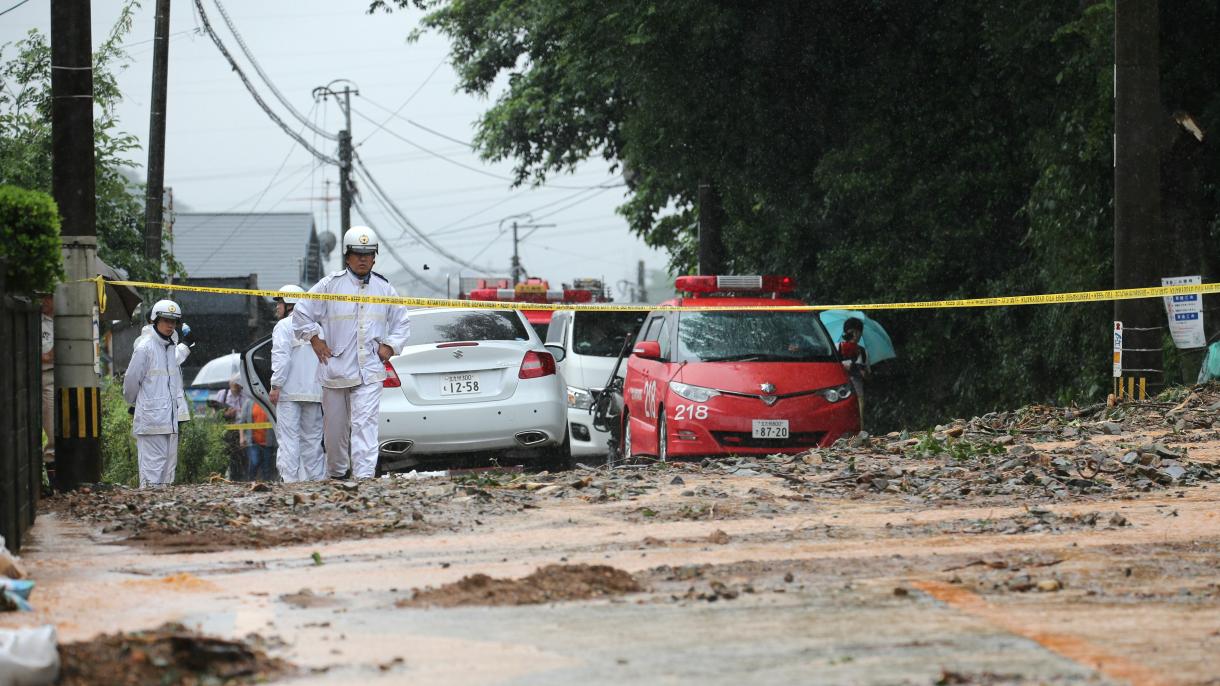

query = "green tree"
377;0;1219;428
0;2;179;283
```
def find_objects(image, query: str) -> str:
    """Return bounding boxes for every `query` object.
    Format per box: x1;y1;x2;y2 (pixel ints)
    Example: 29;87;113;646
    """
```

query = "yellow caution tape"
94;277;1219;312
224;422;274;431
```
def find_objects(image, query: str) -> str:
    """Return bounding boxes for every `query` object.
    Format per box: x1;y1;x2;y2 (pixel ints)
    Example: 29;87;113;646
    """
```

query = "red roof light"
674;275;796;295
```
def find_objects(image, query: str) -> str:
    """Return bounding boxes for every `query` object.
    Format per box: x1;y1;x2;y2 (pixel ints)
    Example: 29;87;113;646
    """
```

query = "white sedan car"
240;308;570;473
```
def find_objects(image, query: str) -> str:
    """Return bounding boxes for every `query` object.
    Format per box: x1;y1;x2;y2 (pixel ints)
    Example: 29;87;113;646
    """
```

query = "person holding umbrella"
819;310;896;424
838;317;871;416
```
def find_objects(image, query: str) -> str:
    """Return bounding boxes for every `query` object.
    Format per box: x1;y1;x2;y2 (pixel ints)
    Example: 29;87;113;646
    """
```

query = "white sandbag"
0;625;59;686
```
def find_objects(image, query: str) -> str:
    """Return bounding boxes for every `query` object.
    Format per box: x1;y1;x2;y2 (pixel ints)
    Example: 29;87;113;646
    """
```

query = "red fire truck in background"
464;277;612;339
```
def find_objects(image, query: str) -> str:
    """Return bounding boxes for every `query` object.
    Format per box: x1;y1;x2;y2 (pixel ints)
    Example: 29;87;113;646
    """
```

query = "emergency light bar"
674;275;796;294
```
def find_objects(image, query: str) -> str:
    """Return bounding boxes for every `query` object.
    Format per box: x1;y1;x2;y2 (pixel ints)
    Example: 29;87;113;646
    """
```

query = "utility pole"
499;215;555;284
1113;0;1164;399
51;0;102;489
697;180;725;275
511;220;520;284
637;259;648;303
313;81;358;242
142;0;171;271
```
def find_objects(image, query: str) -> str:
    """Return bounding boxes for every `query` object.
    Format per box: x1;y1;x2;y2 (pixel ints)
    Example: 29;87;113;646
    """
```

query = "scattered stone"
57;623;292;685
400;564;641;607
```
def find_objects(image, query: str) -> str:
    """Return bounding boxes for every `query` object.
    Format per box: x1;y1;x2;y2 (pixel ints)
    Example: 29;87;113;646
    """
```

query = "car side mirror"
544;343;567;363
632;341;661;360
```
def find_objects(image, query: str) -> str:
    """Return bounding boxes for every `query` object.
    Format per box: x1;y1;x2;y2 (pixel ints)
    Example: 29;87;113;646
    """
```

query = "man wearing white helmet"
293;226;410;479
123;299;189;486
270;285;324;481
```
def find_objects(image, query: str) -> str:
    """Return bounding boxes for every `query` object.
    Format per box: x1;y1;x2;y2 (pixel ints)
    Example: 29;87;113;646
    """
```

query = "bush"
0;185;62;293
176;407;229;484
100;377;230;486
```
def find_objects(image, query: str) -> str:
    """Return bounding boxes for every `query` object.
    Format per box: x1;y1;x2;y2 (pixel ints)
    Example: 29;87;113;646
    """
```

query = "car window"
572;311;646;357
545;312;568;345
675;311;836;363
641;316;663;342
407;310;530;345
655;317;670;359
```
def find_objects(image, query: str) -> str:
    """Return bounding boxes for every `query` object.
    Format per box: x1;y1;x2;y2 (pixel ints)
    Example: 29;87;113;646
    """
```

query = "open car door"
239;335;276;423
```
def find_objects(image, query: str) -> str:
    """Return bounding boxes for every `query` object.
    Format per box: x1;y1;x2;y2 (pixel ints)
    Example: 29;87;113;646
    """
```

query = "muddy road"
5;391;1220;685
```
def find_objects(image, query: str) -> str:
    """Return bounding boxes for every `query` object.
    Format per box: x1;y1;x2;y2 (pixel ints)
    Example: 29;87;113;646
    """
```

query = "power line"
352;201;444;294
193;124;321;271
192;0;338;165
359;93;474;149
349;106;627;191
357;58;448;147
430;184;617;238
0;0;33;18
210;0;337;140
353;152;499;273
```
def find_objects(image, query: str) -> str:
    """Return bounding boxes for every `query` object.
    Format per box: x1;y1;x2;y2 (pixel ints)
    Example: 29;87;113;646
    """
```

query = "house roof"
171;212;319;290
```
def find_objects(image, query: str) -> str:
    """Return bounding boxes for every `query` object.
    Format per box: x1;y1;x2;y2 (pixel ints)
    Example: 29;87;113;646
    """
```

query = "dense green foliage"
0;3;180;282
0;184;62;292
378;0;1220;429
100;379;229;486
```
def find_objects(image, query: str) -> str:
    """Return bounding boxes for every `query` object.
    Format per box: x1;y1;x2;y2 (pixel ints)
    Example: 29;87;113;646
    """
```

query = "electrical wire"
349;106;626;191
352;201;444;294
193;0;338;165
353;152;499;273
359;93;474;149
429;184;617;238
0;0;33;18
210;0;337;140
356;58;448;147
192;119;321;271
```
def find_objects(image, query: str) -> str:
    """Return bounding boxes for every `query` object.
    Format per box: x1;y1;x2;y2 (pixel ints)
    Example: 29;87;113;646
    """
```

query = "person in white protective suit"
270;284;325;481
292;226;410;479
123;299;189;487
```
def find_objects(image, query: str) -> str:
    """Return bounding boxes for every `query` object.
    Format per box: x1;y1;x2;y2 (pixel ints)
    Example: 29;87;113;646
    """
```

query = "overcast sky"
1;0;670;299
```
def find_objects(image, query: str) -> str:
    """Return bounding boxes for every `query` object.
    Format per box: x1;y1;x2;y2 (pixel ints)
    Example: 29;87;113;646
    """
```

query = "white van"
544;309;646;463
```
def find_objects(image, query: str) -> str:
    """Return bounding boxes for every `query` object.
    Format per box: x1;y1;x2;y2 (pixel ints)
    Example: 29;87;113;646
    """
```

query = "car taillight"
383;361;401;388
519;350;556;379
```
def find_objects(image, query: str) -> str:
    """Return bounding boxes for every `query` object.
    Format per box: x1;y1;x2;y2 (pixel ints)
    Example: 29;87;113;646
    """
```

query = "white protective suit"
123;328;188;486
134;324;192;420
292;269;410;478
270;314;325;481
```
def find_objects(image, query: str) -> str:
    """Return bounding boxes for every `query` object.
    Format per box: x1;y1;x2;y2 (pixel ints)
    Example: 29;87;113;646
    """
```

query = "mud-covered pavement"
6;388;1220;684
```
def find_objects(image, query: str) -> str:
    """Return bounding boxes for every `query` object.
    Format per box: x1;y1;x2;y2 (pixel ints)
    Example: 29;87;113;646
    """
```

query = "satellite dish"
319;231;337;257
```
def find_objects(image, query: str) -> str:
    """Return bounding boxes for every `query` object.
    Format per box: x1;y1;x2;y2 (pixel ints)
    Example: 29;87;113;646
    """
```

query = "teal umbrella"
818;310;896;363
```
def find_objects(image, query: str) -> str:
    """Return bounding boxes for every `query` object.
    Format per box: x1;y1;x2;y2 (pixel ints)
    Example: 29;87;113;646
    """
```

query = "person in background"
293;226;410;479
216;375;247;481
238;395;277;481
40;295;54;468
122;299;188;487
270;285;324;482
838;317;870;420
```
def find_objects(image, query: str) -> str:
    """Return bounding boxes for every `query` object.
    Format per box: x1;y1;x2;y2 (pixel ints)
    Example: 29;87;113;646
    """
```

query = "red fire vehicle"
616;275;859;460
466;277;610;339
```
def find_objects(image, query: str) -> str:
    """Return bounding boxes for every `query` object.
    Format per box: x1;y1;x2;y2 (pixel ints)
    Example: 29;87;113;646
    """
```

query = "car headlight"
818;384;854;403
670;381;721;403
566;385;594;410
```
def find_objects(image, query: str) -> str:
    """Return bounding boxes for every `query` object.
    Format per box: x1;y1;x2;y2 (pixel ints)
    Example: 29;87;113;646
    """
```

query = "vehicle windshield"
407;310;530;345
676;311;837;363
573;311;647;357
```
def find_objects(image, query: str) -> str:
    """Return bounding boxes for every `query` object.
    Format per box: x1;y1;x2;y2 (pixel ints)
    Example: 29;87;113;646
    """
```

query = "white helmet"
274;284;306;305
149;299;182;322
343;225;379;255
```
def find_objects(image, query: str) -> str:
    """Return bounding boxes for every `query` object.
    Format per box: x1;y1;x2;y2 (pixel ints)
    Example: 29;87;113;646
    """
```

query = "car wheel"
539;431;572;473
657;414;668;463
